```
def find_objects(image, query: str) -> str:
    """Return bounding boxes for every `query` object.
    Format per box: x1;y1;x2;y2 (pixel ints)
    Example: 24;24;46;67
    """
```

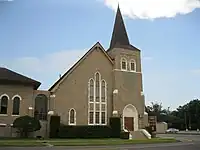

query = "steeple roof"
108;5;140;51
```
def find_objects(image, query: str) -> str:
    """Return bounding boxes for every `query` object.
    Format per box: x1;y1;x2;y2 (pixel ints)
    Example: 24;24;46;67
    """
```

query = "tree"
13;115;41;138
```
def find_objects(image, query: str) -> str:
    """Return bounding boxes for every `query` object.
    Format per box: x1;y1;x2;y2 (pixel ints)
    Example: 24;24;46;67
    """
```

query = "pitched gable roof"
0;67;41;90
49;42;113;92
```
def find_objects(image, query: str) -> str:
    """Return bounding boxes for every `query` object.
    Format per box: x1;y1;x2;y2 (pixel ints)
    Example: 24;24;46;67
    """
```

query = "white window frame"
88;72;107;125
129;59;136;72
68;108;76;125
121;57;127;71
0;94;9;116
11;95;22;116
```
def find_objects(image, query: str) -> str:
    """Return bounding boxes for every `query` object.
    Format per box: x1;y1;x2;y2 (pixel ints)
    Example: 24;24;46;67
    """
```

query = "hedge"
110;117;121;138
58;125;112;138
49;115;60;138
49;116;122;139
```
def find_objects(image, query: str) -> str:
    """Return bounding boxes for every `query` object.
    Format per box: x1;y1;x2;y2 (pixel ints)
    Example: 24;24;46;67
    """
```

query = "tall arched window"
89;79;94;102
12;95;21;115
69;108;76;125
88;72;107;125
129;59;136;72
101;80;107;124
0;94;8;115
121;58;127;70
34;94;48;120
95;72;100;102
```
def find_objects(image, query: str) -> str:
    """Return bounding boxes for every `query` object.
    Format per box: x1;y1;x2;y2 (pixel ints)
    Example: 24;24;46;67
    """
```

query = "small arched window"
12;96;21;115
0;95;9;114
69;108;76;125
121;58;127;70
129;59;136;72
89;79;94;102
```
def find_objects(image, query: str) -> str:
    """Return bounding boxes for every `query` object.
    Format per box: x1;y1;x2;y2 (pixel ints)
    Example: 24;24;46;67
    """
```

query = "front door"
124;117;134;131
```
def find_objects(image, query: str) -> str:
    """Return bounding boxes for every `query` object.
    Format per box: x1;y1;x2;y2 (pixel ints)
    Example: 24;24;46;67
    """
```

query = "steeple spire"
109;5;130;49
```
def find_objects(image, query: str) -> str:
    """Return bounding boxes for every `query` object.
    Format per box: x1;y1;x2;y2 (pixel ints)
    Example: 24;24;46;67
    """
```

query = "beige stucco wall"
108;47;145;130
0;85;51;137
51;45;113;125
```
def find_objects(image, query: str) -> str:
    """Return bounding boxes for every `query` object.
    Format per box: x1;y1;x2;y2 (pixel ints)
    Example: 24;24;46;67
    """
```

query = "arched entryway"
34;94;48;121
123;104;138;131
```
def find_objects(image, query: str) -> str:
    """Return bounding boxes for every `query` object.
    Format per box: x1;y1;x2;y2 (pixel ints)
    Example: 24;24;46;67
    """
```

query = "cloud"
102;0;200;19
190;69;200;75
6;49;88;76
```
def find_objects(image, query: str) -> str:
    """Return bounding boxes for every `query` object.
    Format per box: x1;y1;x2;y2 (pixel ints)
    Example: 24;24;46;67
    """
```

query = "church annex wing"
48;42;113;92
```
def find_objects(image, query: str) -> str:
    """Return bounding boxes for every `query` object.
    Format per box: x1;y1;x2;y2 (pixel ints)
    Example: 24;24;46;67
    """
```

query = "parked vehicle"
165;128;179;134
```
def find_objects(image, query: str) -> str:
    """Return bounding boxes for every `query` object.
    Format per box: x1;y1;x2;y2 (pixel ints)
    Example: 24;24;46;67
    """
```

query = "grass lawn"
0;138;177;147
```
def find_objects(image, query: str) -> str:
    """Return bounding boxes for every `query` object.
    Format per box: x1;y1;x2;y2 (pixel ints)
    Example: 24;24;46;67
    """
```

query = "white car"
165;128;179;134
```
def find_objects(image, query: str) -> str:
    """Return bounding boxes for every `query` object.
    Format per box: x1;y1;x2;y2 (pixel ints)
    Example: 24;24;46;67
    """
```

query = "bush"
120;131;129;139
13;115;41;138
58;125;112;138
109;117;121;138
49;115;60;138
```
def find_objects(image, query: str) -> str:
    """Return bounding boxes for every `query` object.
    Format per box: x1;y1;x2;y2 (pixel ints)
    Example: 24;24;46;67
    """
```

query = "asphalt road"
1;142;200;150
1;134;200;150
157;133;200;142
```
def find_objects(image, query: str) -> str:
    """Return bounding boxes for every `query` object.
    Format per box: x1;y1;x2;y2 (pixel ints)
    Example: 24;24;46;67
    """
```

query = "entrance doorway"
124;117;134;131
123;104;138;131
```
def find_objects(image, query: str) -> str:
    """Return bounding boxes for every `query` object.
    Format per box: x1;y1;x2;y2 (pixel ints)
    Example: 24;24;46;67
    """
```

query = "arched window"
121;58;127;70
88;72;107;125
129;59;136;72
101;80;107;124
95;72;100;102
34;94;48;120
69;108;76;125
12;96;21;115
89;79;94;102
0;95;8;114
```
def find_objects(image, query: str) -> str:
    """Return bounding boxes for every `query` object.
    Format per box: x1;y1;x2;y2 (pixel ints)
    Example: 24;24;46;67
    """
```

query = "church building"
0;6;149;139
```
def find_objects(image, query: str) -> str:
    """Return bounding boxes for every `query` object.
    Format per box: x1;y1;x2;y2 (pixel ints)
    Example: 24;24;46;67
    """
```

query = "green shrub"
58;125;112;138
13;115;41;138
49;115;60;138
120;131;129;139
109;117;121;138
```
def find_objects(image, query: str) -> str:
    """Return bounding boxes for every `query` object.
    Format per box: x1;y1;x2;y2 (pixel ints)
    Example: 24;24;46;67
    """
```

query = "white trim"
11;115;20;117
113;69;141;73
121;57;127;71
0;94;9;115
0;94;9;100
88;72;107;125
129;59;136;72
12;95;21;116
0;114;8;116
122;104;139;131
12;95;22;100
0;123;6;127
68;108;76;125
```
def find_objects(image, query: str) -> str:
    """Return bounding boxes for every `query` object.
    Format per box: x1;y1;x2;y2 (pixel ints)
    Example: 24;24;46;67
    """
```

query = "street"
1;134;200;150
157;133;200;142
0;142;199;150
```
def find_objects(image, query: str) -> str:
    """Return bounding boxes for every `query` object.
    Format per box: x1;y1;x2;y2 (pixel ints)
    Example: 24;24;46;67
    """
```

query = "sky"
0;0;200;110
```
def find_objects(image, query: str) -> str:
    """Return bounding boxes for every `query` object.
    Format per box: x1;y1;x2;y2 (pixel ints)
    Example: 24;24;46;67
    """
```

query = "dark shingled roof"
0;67;41;90
108;5;140;51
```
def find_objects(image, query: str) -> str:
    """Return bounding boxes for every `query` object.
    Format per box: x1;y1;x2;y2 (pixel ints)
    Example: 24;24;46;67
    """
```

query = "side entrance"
124;117;134;131
123;104;138;131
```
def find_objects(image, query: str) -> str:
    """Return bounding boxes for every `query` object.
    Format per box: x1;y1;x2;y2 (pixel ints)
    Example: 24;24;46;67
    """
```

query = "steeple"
109;5;130;49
